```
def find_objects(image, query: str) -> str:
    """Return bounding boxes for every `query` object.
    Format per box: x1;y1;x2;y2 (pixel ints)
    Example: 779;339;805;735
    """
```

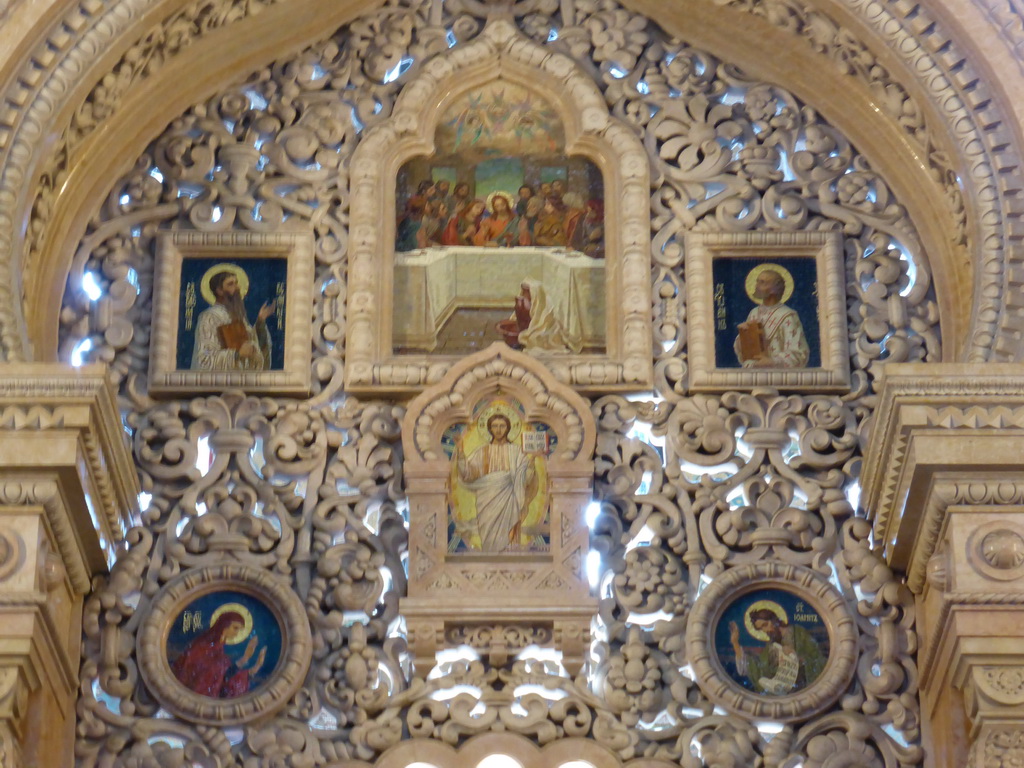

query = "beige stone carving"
4;0;1011;372
974;666;1024;707
864;364;1024;592
401;343;597;675
973;725;1024;768
0;527;25;583
0;364;138;767
49;3;938;766
345;17;652;393
968;522;1024;582
709;0;1017;364
979;530;1024;570
354;733;679;768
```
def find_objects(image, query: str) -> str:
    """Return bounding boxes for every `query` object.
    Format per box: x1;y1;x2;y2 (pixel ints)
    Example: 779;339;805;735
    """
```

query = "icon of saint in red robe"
171;610;267;698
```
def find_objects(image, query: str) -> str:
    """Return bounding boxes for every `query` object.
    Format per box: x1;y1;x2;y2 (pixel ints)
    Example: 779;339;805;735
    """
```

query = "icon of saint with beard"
191;264;276;371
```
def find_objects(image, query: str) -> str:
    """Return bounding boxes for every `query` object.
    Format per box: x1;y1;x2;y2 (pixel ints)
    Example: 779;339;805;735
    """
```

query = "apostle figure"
191;266;276;371
171;610;267;698
728;603;824;695
734;266;809;368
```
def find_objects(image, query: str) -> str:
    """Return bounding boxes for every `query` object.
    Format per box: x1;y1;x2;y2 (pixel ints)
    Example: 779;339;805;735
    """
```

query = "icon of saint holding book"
191;264;276;371
733;263;809;368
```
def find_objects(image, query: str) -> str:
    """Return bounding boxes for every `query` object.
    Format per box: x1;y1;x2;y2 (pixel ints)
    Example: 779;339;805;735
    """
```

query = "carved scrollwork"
974;725;1024;768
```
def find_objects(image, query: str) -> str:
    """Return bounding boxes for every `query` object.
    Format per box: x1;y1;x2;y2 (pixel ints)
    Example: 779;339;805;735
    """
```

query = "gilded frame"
685;561;857;721
149;230;314;396
685;231;849;392
137;564;312;725
344;19;652;394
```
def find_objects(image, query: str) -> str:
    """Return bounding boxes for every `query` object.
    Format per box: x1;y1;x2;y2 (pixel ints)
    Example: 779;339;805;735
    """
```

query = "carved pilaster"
0;363;138;768
864;364;1024;768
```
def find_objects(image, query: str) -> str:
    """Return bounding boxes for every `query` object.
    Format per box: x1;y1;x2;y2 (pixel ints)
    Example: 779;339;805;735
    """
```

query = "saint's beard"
221;291;247;323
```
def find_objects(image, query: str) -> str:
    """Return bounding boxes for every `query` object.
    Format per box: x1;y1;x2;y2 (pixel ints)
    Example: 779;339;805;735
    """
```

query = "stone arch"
0;0;1017;361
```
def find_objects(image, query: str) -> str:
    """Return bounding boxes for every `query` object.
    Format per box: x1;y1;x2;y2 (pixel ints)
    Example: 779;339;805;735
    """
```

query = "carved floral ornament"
68;1;927;766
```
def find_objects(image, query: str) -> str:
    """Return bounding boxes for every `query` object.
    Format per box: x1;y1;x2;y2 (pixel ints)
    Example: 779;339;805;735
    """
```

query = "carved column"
0;364;137;767
863;364;1024;768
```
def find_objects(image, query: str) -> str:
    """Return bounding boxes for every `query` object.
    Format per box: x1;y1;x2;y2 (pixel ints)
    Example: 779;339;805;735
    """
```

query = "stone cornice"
864;364;1024;591
0;363;139;583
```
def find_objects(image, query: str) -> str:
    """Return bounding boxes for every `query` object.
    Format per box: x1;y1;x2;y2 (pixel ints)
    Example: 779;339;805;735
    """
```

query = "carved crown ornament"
400;343;597;675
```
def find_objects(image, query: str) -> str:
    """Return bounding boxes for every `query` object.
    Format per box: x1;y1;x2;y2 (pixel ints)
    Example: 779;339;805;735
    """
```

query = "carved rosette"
686;561;857;722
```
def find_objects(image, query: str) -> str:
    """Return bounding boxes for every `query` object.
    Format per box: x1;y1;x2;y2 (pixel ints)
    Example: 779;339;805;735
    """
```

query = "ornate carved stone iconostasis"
53;1;936;766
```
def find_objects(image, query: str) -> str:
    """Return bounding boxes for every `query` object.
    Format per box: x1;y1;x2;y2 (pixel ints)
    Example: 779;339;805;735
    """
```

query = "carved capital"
0;364;139;587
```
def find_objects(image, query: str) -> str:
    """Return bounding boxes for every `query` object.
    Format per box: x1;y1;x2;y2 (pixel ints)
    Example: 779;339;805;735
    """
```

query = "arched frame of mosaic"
346;17;652;392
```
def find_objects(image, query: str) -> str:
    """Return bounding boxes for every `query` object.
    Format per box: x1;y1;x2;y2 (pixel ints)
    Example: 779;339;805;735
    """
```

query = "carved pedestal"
864;364;1024;768
0;364;137;767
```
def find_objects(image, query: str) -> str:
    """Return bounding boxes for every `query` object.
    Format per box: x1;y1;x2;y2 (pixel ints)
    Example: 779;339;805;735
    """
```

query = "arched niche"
345;17;652;393
400;343;597;676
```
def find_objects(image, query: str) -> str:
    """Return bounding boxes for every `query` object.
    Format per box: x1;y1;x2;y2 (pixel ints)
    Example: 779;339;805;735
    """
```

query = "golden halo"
477;401;523;442
744;263;794;305
210;602;254;645
743;599;788;642
486;191;515;215
200;263;250;306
